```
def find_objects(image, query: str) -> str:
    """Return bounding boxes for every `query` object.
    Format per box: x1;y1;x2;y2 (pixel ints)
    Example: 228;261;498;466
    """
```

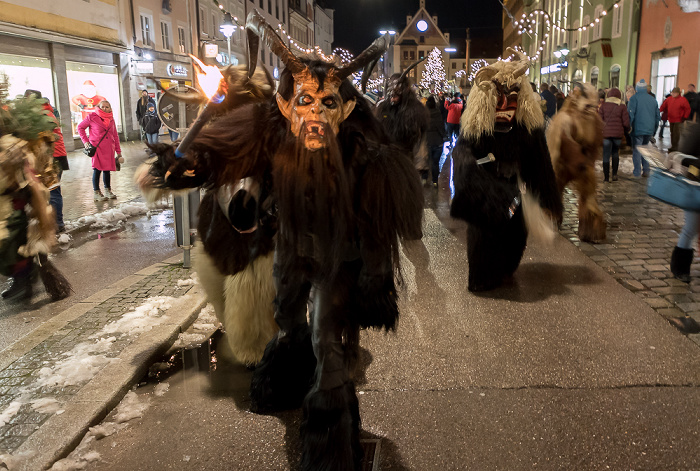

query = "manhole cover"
360;439;382;471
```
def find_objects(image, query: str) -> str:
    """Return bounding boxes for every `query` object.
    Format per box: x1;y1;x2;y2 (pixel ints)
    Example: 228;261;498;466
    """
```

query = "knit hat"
606;87;621;99
636;79;646;88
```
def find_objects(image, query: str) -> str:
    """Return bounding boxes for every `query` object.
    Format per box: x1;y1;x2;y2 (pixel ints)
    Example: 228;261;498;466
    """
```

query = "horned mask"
245;11;389;150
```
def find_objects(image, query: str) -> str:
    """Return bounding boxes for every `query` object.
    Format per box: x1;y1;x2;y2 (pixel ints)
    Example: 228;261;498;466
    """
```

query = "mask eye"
322;97;337;109
298;95;313;106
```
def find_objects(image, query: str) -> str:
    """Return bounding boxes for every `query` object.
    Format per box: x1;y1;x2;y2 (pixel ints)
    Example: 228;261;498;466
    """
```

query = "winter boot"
603;161;609;182
612;158;619;181
104;188;117;199
671;247;694;283
94;190;108;202
1;260;34;302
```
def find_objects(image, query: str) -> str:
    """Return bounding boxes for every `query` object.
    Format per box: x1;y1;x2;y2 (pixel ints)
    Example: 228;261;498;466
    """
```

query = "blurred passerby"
659;93;671;139
598;88;630;182
77;100;122;201
540;82;556;118
425;96;447;188
141;102;161;145
683;84;698;122
660;87;691;152
135;90;155;142
444;94;463;148
628;79;660;177
625;85;635;104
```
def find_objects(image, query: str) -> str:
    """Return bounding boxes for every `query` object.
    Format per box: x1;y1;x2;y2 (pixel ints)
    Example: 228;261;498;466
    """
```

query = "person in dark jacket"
425;96;447;188
540;82;557;118
141;102;161;145
685;84;698;122
598;88;630;182
135;90;155;141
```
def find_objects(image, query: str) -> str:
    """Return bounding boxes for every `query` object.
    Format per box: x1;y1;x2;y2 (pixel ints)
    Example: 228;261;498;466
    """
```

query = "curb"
0;254;207;471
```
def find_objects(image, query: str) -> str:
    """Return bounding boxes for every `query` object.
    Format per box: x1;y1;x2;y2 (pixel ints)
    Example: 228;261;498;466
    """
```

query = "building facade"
387;0;451;91
636;0;700;106
0;0;128;149
314;1;334;55
521;0;641;94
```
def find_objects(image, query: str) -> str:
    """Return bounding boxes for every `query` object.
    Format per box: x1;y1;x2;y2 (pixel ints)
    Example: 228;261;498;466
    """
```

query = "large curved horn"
360;58;380;93
399;56;427;82
245;10;305;76
336;34;390;80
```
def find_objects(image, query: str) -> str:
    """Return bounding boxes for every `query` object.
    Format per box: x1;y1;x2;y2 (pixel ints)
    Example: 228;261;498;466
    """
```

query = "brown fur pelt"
546;84;606;242
38;253;72;301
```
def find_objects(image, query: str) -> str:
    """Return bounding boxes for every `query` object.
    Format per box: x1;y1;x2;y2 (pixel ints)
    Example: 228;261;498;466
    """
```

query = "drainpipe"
625;0;635;87
129;0;137;45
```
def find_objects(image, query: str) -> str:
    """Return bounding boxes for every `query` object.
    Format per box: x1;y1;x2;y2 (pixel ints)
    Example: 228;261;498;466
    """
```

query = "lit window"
161;22;171;50
140;14;152;47
178;26;187;54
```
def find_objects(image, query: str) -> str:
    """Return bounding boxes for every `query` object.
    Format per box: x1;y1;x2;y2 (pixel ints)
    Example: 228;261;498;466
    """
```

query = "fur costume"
0;89;71;302
376;60;430;174
450;50;563;292
138;11;423;470
547;84;606;242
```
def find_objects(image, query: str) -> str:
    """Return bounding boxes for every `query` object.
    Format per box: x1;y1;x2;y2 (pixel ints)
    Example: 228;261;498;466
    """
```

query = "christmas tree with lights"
420;47;447;94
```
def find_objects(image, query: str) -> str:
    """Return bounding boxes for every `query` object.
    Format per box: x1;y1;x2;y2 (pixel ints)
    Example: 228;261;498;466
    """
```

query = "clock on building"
416;20;428;32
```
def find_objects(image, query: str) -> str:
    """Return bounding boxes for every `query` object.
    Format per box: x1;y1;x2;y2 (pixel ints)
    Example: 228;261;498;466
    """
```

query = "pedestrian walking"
135;90;155;142
444;94;463;148
627;79;660;177
598;88;630;182
540;82;557;118
77;100;122;201
140;102;161;145
684;84;698;122
660;87;691;152
669;120;700;283
425;95;447;188
658;93;671;139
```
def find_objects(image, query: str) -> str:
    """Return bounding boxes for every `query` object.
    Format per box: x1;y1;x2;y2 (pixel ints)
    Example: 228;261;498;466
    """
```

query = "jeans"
632;135;651;177
169;130;179;142
93;169;111;191
678;211;700;249
603;138;621;175
146;133;159;145
50;187;64;229
445;122;460;146
428;144;443;184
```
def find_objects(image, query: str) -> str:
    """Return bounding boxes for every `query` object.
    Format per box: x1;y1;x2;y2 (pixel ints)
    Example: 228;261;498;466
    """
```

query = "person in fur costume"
138;11;423;470
450;50;563;292
0;87;71;302
376;59;430;182
547;83;606;242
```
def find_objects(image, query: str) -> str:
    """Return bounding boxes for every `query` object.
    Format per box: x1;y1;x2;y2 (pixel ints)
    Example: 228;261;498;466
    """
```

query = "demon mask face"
277;70;356;151
386;74;406;105
494;81;520;132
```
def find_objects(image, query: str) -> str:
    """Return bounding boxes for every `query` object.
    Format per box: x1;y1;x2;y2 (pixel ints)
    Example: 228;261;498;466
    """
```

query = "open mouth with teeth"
305;121;326;137
495;109;516;123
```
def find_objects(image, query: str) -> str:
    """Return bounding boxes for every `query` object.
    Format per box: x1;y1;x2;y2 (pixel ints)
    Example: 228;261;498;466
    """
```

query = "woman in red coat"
77;101;123;201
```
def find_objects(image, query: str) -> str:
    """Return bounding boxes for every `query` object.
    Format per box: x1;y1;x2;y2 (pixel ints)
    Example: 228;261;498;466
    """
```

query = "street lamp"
219;12;236;66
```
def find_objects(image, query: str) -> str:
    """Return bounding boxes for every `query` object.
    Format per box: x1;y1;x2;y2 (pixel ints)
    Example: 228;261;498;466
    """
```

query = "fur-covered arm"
449;139;521;225
518;128;563;221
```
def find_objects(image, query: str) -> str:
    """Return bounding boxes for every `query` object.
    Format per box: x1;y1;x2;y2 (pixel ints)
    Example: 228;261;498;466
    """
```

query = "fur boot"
671;247;694;283
300;382;362;471
249;324;317;413
577;201;606;243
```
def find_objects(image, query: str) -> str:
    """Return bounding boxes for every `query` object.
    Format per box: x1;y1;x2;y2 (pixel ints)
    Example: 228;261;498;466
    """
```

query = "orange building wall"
636;2;700;91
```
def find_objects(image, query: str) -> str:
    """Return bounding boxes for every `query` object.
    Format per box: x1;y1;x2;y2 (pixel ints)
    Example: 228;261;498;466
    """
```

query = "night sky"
324;0;503;54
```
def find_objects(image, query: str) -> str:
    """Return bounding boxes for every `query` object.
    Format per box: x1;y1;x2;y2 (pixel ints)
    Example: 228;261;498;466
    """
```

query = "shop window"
409;50;415;60
0;53;54;105
178;26;187;54
593;5;603;41
419;50;424;59
612;0;624;38
160;21;171;50
581;16;590;48
419;36;424;43
66;61;121;137
140;14;153;47
452;62;456;69
403;50;408;60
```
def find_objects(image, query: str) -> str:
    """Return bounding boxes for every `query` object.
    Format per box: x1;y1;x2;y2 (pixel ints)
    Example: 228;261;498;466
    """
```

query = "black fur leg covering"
300;382;362;471
38;254;71;301
249;324;316;413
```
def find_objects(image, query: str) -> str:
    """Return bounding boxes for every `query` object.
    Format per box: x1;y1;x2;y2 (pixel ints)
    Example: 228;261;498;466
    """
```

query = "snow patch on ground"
0;451;36;470
30;398;62;414
114;391;150;424
153;383;170;397
0;401;24;427
197;304;218;325
38;337;117;387
73;200;170;231
57;233;71;244
100;296;173;335
192;322;217;330
176;332;207;346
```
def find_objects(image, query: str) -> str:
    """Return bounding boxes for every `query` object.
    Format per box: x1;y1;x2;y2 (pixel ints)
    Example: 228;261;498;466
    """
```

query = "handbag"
83;121;111;157
647;168;700;211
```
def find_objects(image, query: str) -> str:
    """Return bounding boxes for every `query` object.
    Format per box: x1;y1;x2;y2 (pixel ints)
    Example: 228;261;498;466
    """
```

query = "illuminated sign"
416;20;428;32
134;61;154;75
204;44;218;58
273;67;279;79
167;63;188;77
540;61;568;75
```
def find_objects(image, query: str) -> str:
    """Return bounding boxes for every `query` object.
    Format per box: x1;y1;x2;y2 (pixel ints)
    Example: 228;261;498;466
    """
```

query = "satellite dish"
157;86;201;133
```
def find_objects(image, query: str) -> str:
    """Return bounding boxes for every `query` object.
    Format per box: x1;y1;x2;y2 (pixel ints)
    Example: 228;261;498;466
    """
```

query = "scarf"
95;108;113;126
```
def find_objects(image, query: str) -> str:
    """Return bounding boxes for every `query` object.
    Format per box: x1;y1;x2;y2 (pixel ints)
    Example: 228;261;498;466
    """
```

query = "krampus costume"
376;60;430;176
450;51;563;292
138;11;423;470
547;83;606;242
0;90;72;302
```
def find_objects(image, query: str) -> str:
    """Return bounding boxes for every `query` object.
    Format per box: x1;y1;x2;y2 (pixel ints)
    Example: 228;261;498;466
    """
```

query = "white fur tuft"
461;81;497;140
520;180;557;245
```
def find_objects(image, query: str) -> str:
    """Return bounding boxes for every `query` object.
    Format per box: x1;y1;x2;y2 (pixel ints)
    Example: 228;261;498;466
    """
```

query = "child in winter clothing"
141;102;161;145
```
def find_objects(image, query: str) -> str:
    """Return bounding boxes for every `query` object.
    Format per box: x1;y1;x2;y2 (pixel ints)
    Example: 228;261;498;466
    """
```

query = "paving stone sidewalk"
559;152;700;344
0;256;205;470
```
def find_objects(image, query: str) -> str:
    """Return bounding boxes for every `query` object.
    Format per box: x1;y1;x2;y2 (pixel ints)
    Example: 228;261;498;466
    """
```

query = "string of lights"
516;0;622;35
276;24;335;61
210;0;243;28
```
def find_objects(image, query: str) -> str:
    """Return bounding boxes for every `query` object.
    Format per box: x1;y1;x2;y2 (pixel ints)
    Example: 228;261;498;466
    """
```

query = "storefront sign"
204;44;218;58
167;63;188;77
540;61;568;75
134;61;154;75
